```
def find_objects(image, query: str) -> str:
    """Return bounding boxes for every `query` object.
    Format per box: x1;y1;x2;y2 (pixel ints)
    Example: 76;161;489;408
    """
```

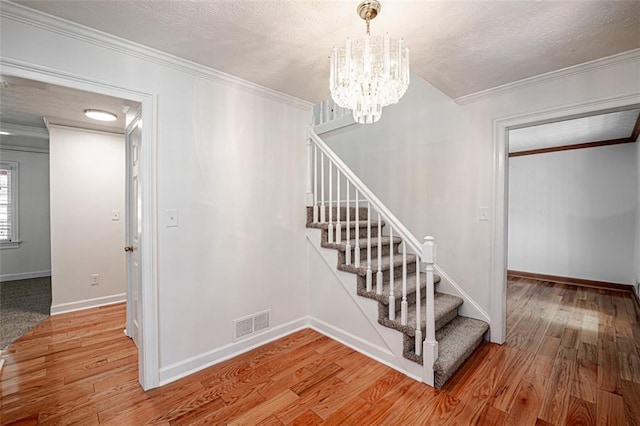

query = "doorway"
490;95;640;345
0;62;159;390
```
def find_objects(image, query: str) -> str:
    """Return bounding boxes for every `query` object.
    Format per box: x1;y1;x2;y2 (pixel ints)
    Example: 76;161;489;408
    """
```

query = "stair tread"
323;236;402;251
378;292;463;335
308;220;385;230
361;271;441;304
434;316;490;387
338;253;417;276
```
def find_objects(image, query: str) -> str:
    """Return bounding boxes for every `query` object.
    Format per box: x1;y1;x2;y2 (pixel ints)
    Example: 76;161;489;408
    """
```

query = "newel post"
422;236;438;387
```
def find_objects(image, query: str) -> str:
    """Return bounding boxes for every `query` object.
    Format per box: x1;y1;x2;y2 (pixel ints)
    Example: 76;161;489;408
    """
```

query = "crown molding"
0;122;49;139
455;49;640;106
0;2;313;111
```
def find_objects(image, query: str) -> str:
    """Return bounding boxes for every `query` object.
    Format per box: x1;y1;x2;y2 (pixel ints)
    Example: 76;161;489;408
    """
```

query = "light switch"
112;210;120;221
166;209;178;227
478;207;489;222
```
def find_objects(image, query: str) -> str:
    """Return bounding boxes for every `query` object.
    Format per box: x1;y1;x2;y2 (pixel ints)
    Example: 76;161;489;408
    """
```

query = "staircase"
304;126;489;388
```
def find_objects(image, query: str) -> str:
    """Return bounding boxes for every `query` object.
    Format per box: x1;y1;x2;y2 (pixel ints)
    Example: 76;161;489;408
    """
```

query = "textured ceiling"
0;75;138;134
509;109;640;153
12;0;640;102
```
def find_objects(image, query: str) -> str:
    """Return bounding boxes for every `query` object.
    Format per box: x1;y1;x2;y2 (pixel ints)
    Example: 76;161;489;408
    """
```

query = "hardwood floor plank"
227;389;299;426
618;352;640;384
476;405;507;426
620;380;640;426
290;409;323;426
565;396;596;426
538;346;576;424
504;374;546;426
596;390;625;426
597;338;620;393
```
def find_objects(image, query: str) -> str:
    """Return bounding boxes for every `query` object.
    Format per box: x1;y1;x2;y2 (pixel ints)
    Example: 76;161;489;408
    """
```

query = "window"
0;161;19;249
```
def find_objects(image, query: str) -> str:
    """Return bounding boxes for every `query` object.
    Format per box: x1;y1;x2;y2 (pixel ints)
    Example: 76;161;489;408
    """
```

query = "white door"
125;115;142;348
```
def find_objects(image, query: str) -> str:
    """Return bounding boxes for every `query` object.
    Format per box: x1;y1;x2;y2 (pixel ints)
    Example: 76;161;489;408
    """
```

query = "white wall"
48;126;126;308
0;144;51;280
508;144;637;284
1;5;310;378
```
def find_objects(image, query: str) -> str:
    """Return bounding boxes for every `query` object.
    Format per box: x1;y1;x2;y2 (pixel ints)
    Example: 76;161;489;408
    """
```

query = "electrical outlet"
90;274;100;286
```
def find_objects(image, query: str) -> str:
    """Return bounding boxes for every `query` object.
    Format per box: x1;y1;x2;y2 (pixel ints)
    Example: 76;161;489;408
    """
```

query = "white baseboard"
158;317;310;386
0;270;51;282
51;293;126;315
308;317;422;382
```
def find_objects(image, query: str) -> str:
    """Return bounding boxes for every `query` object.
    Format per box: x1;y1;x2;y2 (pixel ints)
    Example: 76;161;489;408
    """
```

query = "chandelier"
330;0;410;124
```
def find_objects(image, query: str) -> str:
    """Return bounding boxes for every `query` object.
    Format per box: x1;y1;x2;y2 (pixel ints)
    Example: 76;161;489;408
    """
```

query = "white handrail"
308;128;423;257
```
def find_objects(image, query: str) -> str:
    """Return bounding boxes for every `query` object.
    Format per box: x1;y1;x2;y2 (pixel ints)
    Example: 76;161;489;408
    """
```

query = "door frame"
490;92;640;344
1;58;161;390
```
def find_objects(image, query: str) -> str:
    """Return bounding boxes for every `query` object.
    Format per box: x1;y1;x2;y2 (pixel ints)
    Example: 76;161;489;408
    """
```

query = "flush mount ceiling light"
0;131;10;136
84;109;117;122
330;0;410;124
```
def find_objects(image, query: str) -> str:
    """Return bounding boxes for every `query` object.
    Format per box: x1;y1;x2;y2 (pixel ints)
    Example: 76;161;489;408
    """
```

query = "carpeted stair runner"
307;206;489;387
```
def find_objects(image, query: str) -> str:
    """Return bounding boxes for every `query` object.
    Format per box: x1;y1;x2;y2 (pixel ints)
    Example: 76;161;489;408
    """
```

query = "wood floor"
1;279;639;425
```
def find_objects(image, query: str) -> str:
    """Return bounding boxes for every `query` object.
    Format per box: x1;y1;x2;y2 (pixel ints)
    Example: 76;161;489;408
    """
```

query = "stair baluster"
366;202;372;292
336;172;341;244
313;145;318;223
401;241;408;325
320;152;325;223
354;190;360;268
388;226;395;320
328;162;334;243
415;257;422;356
376;212;383;295
345;182;351;265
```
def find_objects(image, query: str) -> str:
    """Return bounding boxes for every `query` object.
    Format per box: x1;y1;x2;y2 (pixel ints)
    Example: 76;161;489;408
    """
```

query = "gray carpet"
1;277;52;349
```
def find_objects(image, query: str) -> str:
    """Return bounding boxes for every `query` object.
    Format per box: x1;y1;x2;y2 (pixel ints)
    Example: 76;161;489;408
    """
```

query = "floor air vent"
233;310;271;341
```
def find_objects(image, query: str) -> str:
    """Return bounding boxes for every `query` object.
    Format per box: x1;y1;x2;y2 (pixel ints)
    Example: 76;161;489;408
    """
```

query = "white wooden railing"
305;127;438;386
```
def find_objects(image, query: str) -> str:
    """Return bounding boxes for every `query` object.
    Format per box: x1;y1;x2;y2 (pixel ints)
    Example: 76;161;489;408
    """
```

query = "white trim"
51;293;126;315
0;160;20;247
0;123;49;140
0;59;161;391
490;93;640;344
0;145;48;154
0;270;51;282
314;115;356;135
158;317;309;386
0;2;313;112
455;49;640;105
308;317;422;382
433;265;491;324
43;118;124;136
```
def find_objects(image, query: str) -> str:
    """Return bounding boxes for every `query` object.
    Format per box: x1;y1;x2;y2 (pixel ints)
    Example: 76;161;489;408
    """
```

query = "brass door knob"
124;246;134;252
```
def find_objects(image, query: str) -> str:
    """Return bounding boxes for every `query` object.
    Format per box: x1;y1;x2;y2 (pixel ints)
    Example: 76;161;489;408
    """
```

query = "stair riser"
307;206;372;224
377;300;459;333
336;243;400;264
320;226;383;244
353;262;418;283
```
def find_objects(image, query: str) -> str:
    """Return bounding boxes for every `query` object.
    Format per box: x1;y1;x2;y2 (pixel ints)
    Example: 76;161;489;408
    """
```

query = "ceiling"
13;0;640;102
509;109;640;153
0;75;138;137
